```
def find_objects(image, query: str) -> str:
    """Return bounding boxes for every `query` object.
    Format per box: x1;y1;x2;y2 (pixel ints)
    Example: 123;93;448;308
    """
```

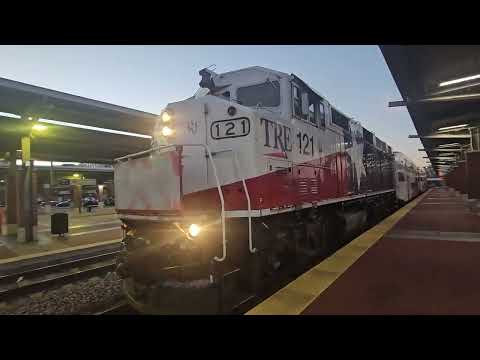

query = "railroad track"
0;250;121;302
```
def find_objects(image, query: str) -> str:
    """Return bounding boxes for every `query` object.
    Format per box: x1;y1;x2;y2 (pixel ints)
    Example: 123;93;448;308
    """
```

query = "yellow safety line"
0;238;122;266
246;190;431;315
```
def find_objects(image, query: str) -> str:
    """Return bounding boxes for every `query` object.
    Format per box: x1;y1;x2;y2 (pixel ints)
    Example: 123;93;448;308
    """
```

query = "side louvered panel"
298;179;309;196
310;178;319;194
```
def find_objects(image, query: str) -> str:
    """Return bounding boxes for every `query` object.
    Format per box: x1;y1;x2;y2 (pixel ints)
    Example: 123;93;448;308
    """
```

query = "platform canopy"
380;45;480;174
0;77;159;163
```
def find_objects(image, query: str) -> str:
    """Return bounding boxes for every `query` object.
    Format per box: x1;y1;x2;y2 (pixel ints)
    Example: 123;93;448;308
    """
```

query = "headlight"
188;224;201;237
161;109;174;123
161;111;172;123
161;126;174;137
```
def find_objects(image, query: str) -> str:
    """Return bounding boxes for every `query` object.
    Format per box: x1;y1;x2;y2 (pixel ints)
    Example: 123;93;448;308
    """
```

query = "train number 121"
296;132;314;156
211;118;250;139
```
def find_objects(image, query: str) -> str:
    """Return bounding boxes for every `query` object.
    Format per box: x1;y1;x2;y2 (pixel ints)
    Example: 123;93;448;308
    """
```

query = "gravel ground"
0;272;124;315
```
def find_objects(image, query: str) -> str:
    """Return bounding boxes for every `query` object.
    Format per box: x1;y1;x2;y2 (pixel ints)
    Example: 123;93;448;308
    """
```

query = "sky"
0;45;425;166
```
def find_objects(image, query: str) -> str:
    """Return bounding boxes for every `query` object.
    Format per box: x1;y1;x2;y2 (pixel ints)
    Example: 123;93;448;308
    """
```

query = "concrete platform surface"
248;187;480;315
0;212;122;263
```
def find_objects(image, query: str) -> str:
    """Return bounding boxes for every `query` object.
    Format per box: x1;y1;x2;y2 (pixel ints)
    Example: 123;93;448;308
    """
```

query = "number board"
211;117;250;140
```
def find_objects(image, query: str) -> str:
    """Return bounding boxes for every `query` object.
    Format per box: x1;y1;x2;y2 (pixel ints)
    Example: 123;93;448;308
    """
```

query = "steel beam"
426;157;457;160
428;81;480;96
418;149;463;152
409;134;471;139
390;93;480;107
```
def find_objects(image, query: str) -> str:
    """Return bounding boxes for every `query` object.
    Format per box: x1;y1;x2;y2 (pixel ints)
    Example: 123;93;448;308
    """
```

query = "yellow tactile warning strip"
0;238;122;266
246;190;431;315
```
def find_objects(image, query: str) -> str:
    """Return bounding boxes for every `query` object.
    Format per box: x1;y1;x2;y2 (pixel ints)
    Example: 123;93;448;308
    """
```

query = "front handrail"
231;152;255;254
212;149;255;254
115;144;227;262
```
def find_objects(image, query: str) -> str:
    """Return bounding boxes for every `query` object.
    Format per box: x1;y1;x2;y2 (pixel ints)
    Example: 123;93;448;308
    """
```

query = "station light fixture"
0;111;21;119
437;124;468;131
38;118;152;139
32;123;47;132
439;73;480;87
437;143;462;148
73;173;80;178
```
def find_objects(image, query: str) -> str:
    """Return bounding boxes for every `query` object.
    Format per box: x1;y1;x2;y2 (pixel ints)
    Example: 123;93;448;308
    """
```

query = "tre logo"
260;118;292;152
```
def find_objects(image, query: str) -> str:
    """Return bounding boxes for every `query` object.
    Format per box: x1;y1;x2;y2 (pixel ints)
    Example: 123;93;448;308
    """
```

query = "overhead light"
437;124;468;131
439;74;480;87
32;123;47;132
38;118;152;139
0;111;21;119
437;143;461;148
73;173;80;178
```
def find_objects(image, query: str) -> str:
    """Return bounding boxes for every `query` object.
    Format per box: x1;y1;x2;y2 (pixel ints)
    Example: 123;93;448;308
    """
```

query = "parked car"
82;197;99;207
103;197;115;207
37;199;47;207
56;200;72;207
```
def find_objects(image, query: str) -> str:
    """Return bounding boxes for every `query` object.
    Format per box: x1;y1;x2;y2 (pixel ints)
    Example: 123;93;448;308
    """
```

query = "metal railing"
115;143;255;261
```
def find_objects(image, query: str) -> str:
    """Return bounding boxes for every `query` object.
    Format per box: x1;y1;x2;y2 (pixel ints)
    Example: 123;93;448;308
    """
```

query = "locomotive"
114;66;424;314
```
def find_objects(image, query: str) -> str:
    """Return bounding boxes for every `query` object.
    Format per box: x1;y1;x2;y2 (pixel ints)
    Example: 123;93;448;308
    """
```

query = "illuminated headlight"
188;224;201;237
161;109;173;123
161;112;172;123
161;126;174;137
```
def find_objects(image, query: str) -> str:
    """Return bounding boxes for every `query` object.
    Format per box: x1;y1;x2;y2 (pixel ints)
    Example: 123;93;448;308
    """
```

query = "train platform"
0;211;122;265
247;187;480;315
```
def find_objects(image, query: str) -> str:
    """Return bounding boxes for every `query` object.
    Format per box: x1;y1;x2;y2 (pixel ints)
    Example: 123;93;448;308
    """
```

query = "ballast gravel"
0;272;123;315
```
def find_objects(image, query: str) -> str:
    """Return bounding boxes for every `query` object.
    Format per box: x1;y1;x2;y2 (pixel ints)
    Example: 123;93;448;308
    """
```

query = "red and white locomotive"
114;66;422;314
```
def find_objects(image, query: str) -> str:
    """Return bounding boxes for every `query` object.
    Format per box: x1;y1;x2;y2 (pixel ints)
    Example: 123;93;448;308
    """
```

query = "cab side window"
318;102;326;127
398;172;405;182
308;101;316;125
293;83;323;127
293;85;303;119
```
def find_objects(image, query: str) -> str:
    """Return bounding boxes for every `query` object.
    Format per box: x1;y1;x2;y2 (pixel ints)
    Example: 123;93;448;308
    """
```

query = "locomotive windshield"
236;81;280;107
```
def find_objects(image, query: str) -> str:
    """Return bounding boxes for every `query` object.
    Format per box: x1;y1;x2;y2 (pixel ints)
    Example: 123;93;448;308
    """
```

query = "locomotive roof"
214;66;393;153
217;66;289;79
216;66;355;120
